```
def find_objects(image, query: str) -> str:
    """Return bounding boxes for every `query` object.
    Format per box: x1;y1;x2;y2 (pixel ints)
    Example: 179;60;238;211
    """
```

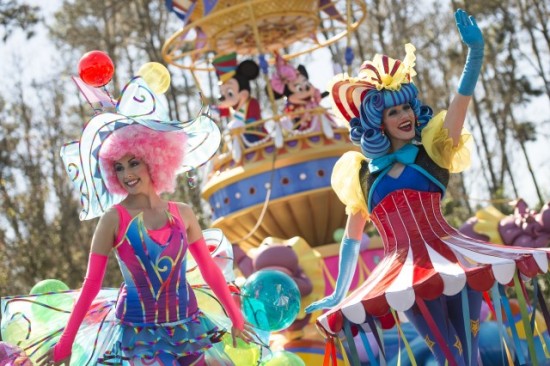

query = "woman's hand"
305;294;342;313
230;322;259;347
455;9;484;50
36;348;70;366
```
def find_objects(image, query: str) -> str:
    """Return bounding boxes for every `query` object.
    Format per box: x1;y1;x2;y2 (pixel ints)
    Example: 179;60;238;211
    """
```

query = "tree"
0;0;40;41
0;74;102;294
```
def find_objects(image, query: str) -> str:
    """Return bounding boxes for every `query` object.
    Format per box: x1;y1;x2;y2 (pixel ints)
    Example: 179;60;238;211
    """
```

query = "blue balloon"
241;270;301;332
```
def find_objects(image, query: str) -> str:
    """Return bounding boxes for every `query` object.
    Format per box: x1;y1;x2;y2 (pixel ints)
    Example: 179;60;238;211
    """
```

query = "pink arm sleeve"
188;237;244;330
53;252;108;362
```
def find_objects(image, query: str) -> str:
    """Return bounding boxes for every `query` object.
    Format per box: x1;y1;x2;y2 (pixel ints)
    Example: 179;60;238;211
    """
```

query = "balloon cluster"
30;279;73;322
77;50;171;94
498;200;550;247
460;199;550;248
1;279;74;356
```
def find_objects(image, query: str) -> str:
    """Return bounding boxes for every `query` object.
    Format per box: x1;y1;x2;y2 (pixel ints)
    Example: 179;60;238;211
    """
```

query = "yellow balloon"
137;62;171;94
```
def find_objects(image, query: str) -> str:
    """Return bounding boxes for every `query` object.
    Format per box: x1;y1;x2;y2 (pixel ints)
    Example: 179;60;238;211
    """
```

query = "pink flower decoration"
270;54;298;94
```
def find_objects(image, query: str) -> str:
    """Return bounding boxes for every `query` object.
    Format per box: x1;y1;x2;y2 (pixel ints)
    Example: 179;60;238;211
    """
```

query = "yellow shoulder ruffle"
421;111;473;173
331;151;370;219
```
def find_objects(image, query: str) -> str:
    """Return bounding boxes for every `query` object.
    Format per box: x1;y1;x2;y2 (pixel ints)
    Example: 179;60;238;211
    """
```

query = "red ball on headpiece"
78;50;115;87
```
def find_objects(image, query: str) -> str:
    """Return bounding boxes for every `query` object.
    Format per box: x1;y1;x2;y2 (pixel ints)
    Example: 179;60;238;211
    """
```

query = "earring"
380;126;385;136
416;116;420;126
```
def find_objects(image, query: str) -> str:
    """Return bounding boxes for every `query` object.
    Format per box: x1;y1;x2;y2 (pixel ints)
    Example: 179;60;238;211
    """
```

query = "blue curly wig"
349;83;433;159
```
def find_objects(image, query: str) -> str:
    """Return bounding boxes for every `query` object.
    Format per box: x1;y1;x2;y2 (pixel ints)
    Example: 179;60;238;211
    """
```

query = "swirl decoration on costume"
119;82;160;121
156;256;175;274
61;77;221;220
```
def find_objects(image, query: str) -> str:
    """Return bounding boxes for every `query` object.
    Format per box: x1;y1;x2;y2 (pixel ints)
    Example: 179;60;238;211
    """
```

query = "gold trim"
162;0;367;70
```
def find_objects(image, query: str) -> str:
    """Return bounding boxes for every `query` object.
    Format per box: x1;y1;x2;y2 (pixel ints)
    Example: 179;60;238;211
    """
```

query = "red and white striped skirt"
317;189;549;334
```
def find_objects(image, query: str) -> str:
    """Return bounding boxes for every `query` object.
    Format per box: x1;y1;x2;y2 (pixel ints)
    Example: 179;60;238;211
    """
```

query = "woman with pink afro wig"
0;75;260;366
99;124;187;196
38;121;256;366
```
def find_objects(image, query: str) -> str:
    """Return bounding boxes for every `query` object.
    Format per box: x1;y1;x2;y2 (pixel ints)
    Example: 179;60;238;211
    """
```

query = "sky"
3;0;549;211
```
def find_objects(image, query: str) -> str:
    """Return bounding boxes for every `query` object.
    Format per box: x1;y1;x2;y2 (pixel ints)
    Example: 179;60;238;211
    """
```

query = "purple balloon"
360;233;371;251
459;218;490;241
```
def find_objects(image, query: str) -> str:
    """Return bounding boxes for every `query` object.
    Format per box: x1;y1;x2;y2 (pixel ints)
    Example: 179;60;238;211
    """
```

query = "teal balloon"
333;228;345;242
30;279;73;322
241;270;300;332
261;350;305;366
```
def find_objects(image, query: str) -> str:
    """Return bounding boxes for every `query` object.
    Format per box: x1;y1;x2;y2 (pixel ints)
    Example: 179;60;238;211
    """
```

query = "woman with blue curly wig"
306;9;549;366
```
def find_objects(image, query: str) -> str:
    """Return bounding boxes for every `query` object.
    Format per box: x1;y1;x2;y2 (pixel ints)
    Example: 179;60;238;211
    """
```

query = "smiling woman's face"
382;103;416;147
114;154;151;194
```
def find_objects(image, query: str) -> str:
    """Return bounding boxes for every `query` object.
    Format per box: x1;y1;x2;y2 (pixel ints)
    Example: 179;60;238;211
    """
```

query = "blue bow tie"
368;144;419;173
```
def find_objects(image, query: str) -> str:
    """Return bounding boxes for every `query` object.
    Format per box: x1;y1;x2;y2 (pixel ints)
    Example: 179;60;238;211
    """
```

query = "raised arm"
39;209;117;366
443;9;484;145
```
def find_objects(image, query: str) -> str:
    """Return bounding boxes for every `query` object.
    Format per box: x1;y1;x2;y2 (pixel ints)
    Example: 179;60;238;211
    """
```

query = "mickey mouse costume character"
213;52;265;145
305;9;550;366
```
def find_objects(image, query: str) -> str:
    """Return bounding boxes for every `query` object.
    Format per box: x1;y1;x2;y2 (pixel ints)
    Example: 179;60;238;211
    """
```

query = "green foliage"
514;121;537;143
0;0;200;295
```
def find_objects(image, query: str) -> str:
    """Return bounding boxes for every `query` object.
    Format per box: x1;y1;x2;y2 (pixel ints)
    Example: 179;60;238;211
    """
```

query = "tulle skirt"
1;289;236;365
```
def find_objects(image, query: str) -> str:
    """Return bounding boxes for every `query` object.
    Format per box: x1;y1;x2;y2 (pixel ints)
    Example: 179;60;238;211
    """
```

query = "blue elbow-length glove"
305;237;360;313
455;9;484;96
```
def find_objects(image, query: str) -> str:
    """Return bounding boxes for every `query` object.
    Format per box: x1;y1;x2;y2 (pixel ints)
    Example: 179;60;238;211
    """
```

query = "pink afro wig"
99;124;187;195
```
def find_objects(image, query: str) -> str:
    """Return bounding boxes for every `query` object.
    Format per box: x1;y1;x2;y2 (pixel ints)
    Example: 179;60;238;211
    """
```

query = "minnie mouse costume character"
270;53;337;137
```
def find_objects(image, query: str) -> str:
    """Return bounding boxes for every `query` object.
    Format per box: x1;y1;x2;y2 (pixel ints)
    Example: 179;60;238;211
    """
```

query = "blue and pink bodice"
112;202;198;324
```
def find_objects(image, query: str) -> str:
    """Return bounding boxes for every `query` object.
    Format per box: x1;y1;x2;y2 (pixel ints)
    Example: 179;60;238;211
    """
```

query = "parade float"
162;3;550;365
0;1;547;365
162;1;386;364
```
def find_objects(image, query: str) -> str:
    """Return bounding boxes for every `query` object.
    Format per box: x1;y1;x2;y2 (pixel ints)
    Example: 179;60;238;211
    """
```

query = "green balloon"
30;279;73;322
0;313;29;345
333;228;345;243
261;350;305;366
223;335;261;366
30;279;70;294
